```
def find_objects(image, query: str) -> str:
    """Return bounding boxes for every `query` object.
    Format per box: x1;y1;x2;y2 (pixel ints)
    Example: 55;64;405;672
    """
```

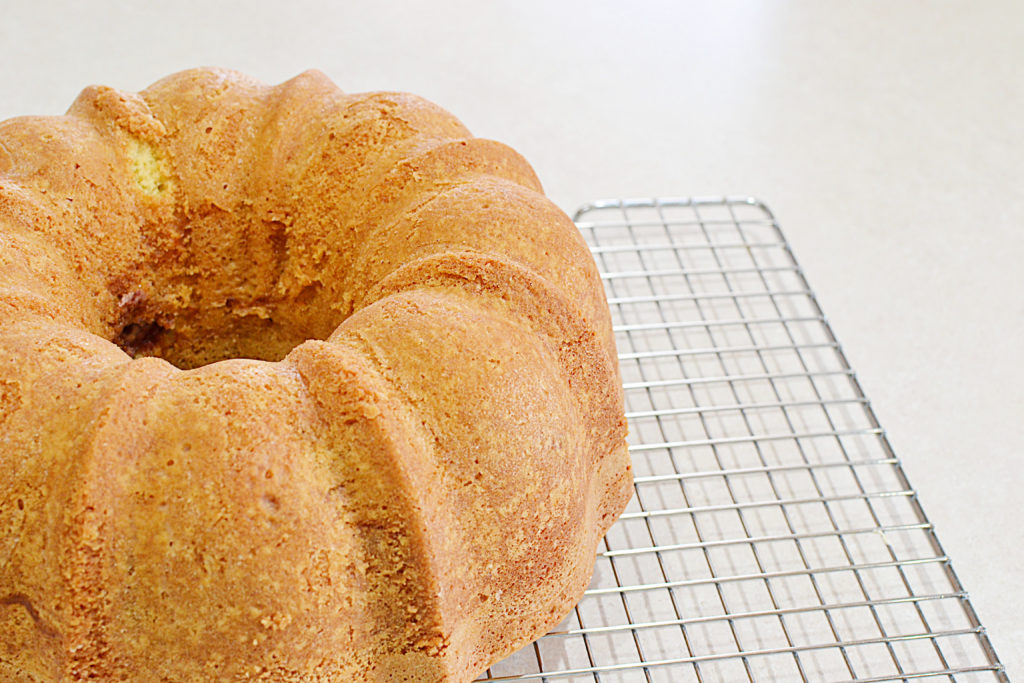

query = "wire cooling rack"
478;197;1007;682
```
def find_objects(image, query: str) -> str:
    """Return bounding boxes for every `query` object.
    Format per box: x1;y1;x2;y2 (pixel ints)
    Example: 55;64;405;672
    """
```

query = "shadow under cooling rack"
478;196;1007;683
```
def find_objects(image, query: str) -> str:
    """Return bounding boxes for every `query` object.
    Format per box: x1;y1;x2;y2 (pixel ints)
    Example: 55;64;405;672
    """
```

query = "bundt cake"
0;68;631;682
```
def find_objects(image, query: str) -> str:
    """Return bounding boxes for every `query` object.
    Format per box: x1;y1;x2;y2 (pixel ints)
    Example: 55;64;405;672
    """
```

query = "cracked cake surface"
0;67;632;682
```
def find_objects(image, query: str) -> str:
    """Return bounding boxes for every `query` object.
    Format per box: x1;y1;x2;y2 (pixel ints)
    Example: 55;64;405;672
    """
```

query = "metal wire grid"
478;197;1007;682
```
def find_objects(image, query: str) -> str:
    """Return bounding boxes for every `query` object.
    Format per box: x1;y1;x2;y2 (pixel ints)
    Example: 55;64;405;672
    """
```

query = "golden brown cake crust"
0;67;632;682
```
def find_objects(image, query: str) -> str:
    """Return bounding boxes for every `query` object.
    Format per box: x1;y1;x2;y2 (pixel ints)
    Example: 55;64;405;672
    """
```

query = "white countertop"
2;1;1020;677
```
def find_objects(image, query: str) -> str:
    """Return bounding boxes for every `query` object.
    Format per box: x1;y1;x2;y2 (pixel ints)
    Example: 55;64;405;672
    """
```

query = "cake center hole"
110;252;335;371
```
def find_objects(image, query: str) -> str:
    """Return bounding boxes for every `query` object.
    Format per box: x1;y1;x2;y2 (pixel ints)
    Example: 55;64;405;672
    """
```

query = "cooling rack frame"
478;196;1007;683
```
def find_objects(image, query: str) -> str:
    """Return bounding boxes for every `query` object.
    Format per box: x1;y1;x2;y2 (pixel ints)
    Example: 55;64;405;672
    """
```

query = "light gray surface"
2;1;1020;677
